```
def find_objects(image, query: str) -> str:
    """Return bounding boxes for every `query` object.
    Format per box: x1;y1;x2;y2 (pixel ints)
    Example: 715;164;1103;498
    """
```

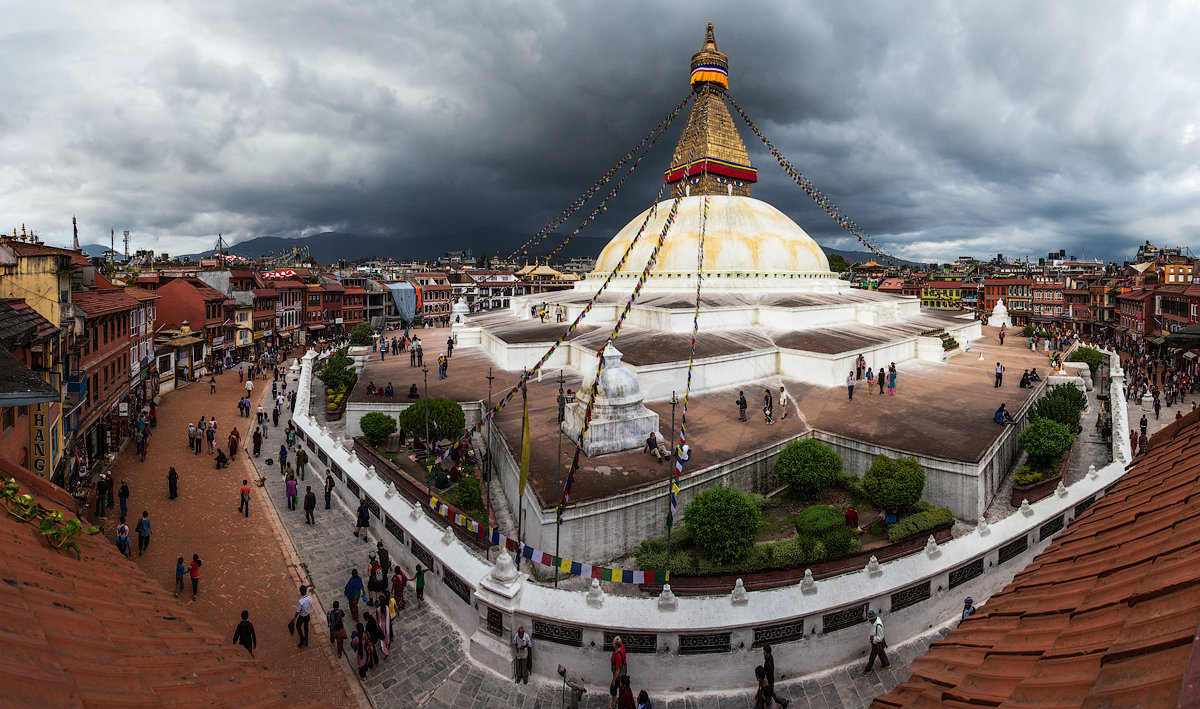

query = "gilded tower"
664;23;757;198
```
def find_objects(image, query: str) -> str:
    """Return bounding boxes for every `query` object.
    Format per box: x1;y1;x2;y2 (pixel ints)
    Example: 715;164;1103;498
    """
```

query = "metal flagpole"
485;366;495;562
554;368;565;587
666;390;678;573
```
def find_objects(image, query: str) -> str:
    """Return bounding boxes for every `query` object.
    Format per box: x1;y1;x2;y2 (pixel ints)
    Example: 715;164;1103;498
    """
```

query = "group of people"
735;386;795;424
852;358;899;399
338;541;425;680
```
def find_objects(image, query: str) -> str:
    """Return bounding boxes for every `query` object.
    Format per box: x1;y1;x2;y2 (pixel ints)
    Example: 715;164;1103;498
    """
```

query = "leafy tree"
1019;418;1074;472
360;411;398;447
774;439;842;501
349;322;375;347
1031;395;1081;430
1066;346;1103;376
862;455;926;512
826;253;854;273
452;475;484;517
398;398;465;443
318;349;355;390
684;487;762;564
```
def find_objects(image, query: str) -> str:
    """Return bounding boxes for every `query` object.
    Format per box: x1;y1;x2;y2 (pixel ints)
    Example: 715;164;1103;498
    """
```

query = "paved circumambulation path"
102;360;357;707
251;346;943;708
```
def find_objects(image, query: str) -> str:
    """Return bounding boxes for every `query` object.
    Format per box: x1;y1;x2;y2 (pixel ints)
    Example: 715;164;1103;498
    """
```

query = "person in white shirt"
513;626;533;684
778;386;790;420
293;585;313;647
862;610;890;674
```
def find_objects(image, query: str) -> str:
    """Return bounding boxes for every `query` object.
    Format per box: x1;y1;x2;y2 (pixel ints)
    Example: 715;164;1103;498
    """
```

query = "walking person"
392;565;408;610
736;391;747;422
371;594;391;660
304;486;316;524
95;474;109;517
887;366;897;396
762;388;774;424
778;386;790;420
324;471;335;510
327;600;348;657
862;610;890;674
366;552;384;606
238;480;251;518
878;367;886;394
414;564;427;606
285;473;298;511
210;376;217;394
114;517;131;558
118;480;130;519
608;636;628;709
344;569;364;621
762;644;790;707
232;610;257;657
296;448;307;480
847;370;856;400
279;444;288;469
167;466;179;499
228;428;239;459
205;425;215;454
994;362;1005;387
253;427;262;457
866;366;875;394
293;585;312;648
188;554;202;599
513;625;533;684
354;498;370;540
135;510;152;556
175;556;186;597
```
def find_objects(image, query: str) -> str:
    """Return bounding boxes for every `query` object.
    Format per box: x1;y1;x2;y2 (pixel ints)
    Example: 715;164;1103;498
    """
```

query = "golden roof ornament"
689;22;729;91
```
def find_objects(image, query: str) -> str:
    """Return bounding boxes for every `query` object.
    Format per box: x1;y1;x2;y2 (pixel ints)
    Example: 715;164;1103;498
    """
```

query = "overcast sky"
2;1;1198;263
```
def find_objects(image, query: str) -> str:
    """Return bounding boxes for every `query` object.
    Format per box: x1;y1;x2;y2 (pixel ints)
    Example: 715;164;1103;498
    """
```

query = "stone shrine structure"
560;344;659;456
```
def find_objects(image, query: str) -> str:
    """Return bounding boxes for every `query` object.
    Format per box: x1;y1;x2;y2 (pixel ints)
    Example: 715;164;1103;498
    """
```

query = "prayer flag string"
724;93;898;266
668;191;707;530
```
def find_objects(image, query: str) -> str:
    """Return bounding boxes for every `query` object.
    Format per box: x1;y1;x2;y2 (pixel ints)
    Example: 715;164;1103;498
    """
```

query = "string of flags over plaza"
506;94;692;262
724;93;899;267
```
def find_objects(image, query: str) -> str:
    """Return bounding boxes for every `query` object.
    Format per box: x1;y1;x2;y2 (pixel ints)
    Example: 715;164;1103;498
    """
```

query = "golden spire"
689;22;729;91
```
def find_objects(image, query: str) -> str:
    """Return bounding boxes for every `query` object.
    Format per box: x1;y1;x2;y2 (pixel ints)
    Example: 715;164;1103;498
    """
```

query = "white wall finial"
801;569;817;594
731;578;749;604
658;584;678;610
924;536;941;559
587;579;605;606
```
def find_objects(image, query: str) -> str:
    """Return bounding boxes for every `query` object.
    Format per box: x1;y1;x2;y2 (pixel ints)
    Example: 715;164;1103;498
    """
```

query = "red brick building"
1117;288;1153;338
342;286;366;328
71;289;141;463
153;277;227;366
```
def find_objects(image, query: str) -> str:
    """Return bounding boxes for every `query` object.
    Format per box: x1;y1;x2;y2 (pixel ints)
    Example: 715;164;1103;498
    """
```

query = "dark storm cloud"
3;1;1200;261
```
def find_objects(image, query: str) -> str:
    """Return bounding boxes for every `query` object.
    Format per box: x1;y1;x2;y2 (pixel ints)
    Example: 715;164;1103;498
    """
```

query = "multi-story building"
982;278;1033;325
1157;255;1194;286
470;270;524;311
269;279;306;346
920;281;967;309
0;299;62;478
342;286;366;329
1156;284;1192;336
71;289;140;466
251;287;279;351
1031;277;1064;323
153;277;227;371
1117;288;1153;338
123;286;160;402
413;272;452;326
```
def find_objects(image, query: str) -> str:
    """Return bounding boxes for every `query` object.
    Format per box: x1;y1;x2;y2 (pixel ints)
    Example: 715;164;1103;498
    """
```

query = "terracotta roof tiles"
0;463;326;709
873;409;1200;708
70;289;140;318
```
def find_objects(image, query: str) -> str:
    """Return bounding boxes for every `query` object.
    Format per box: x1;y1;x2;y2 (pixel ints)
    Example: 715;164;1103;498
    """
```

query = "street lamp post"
554;368;565;588
666;390;679;574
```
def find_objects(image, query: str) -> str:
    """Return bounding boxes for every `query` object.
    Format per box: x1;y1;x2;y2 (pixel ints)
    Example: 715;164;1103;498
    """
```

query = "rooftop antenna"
123;230;130;261
110;228;115;264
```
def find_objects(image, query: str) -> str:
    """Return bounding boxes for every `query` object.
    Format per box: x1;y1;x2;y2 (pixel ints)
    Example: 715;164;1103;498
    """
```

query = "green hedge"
684;487;762;564
795;505;843;536
634;530;860;576
887;506;954;543
774;439;842;501
1066;346;1103;375
862;455;926;512
1019;417;1074;470
360;411;398;447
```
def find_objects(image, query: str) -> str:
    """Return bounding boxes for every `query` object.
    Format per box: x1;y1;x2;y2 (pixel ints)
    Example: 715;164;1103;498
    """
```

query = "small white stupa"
561;343;659;456
991;298;1012;329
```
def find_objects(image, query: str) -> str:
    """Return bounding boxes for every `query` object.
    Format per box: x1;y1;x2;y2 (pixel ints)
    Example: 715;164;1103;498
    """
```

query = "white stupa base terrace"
455;288;982;398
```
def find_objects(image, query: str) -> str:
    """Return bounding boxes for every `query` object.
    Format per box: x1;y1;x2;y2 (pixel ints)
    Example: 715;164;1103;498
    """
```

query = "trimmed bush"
1046;383;1087;412
862;456;926;512
1066;346;1103;376
684;487;762;564
451;475;484;518
775;439;842;501
1031;394;1082;429
1014;466;1043;486
360;411;398;447
1019;417;1074;471
349;322;375;347
795;505;844;537
398;399;466;443
887;506;954;543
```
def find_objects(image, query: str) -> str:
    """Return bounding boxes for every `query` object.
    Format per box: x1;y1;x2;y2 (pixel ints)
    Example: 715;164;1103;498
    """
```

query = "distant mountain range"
148;230;925;269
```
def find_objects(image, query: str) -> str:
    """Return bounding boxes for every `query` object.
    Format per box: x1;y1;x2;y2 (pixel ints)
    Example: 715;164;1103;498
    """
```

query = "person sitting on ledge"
1019;370;1032;388
408;384;419;399
366;381;377;396
384;383;394;397
994;403;1017;425
1029;368;1042;381
643;431;668;462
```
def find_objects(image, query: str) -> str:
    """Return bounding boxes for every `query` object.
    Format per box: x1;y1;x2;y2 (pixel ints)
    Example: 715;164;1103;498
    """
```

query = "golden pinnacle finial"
690;22;729;91
704;21;717;51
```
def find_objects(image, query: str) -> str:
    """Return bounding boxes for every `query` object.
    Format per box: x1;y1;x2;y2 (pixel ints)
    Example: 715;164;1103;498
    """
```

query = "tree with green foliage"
398;398;465;444
826;253;854;273
1031;394;1081;430
774;438;842;501
452;475;484;517
1018;418;1074;472
862;455;926;512
349;322;375;347
1066;345;1103;376
684;486;762;564
318;348;355;390
360;411;398;447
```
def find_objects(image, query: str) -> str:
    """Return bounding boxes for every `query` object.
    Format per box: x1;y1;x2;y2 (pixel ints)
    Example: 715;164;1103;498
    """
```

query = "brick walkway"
101;361;358;707
244;355;945;709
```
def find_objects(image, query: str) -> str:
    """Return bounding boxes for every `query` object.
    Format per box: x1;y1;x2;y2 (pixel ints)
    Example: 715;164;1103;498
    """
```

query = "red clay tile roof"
71;289;140;318
178;277;228;301
3;240;92;267
122;285;160;301
0;299;59;344
251;288;279;297
0;463;321;709
271;280;306;289
872;409;1200;709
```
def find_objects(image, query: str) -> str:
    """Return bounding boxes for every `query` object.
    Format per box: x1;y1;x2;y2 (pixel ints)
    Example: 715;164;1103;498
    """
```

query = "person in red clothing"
228;428;240;459
608;636;627;709
189;554;202;598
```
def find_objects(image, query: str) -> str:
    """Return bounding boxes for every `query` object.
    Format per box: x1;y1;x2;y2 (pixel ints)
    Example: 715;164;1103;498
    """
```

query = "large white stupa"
459;23;979;412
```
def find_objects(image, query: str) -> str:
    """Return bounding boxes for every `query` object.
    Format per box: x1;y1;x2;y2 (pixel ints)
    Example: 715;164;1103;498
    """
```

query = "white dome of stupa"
588;195;835;291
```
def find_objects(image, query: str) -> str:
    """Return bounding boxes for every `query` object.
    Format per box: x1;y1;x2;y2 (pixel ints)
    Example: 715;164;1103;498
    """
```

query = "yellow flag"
518;383;531;497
